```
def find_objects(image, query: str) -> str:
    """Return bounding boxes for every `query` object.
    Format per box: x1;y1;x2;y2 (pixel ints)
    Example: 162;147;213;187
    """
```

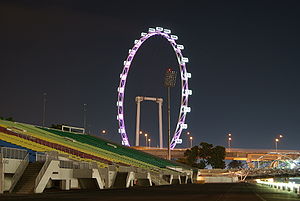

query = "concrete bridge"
133;147;300;162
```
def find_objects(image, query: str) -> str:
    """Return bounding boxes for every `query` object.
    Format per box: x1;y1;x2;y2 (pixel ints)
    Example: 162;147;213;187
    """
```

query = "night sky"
1;1;300;150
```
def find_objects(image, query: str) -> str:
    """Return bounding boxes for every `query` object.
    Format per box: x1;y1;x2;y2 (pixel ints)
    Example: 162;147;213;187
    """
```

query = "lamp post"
83;104;87;133
189;136;193;148
148;139;151;147
186;132;190;148
275;138;279;152
164;68;177;160
144;133;148;147
227;133;232;152
42;92;47;127
275;134;283;152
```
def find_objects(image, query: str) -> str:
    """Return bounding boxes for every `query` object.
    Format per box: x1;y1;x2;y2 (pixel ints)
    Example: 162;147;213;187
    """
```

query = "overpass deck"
133;147;300;161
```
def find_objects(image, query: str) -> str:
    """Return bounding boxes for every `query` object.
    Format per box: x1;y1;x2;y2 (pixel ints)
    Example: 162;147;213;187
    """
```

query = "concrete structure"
256;179;300;195
135;96;163;148
133;147;300;161
0;147;194;194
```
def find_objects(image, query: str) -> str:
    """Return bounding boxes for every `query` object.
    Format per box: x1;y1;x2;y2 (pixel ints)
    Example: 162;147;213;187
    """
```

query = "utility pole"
164;68;177;160
83;104;87;134
42;93;47;127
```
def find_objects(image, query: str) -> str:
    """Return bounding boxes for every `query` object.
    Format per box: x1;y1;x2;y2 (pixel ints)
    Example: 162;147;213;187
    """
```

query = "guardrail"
35;157;51;189
0;147;27;160
256;179;300;194
59;160;97;169
9;153;29;192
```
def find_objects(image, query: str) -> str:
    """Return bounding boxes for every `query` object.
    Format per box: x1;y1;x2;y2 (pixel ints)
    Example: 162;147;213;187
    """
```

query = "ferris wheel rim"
117;27;192;149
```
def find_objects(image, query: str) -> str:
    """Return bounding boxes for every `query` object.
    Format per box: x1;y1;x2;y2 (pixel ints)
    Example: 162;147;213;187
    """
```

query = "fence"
0;147;27;160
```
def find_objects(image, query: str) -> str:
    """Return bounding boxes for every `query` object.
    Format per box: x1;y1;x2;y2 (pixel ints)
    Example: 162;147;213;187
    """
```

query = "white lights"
182;57;189;63
177;44;184;50
134;40;139;44
141;32;147;37
117;101;123;107
171;35;178;40
156;27;163;32
186;72;192;78
129;49;136;55
118;128;125;133
164;29;171;34
175;138;183;144
117;87;124;93
180;124;188;129
118;114;124;120
120;74;127;80
148;28;156;32
181;106;191;113
123;61;131;66
183;89;192;96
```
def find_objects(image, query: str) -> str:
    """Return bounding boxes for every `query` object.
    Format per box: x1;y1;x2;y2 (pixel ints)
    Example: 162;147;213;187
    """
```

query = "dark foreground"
1;183;299;201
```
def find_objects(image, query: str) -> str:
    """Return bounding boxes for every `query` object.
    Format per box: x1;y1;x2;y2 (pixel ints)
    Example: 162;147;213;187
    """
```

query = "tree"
208;146;226;169
50;124;62;129
180;142;226;169
227;160;244;169
183;146;199;167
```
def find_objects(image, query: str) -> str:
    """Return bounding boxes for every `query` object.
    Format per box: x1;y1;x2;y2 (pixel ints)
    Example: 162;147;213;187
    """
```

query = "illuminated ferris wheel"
117;27;192;149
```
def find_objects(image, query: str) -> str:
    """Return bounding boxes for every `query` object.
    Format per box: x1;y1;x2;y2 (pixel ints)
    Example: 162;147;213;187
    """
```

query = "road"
0;183;299;201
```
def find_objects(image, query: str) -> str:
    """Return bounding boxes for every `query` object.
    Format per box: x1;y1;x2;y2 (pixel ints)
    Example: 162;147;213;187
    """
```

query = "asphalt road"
1;183;299;201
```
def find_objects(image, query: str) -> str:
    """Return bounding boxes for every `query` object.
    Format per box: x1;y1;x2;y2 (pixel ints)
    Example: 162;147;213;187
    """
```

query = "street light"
101;130;107;134
148;138;151;147
83;103;87;133
164;68;177;160
42;92;47;127
275;138;279;152
186;132;190;147
189;136;193;148
227;133;232;152
144;133;148;147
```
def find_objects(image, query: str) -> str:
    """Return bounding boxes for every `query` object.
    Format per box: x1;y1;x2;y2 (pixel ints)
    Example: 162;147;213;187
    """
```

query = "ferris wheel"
117;27;192;149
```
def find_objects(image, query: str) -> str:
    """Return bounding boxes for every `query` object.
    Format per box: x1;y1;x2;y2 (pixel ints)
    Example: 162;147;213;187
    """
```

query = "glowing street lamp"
144;133;148;147
186;131;191;147
148;138;151;147
189;136;193;148
275;138;279;152
227;133;232;151
101;130;107;134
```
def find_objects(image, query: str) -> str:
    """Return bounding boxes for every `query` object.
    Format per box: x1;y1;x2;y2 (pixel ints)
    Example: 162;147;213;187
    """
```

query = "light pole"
83;104;87;134
164;68;177;160
42;92;47;127
227;133;232;152
189;136;193;148
148;139;151;147
275;138;279;152
275;134;283;152
186;132;190;148
144;133;148;147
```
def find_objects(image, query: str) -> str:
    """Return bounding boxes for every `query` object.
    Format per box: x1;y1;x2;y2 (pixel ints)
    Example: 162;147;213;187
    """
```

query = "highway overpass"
133;147;300;161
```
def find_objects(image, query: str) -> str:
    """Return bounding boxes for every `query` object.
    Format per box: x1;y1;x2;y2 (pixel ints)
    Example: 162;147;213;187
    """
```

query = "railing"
59;160;97;169
257;179;300;194
35;157;52;189
9;153;29;193
36;153;47;162
0;147;27;160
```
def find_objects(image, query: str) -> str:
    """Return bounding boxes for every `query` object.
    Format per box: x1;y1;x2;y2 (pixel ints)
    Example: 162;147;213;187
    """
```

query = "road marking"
254;192;267;201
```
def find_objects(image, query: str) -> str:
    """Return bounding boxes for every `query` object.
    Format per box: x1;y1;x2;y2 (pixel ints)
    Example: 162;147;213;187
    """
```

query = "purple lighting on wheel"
117;27;192;149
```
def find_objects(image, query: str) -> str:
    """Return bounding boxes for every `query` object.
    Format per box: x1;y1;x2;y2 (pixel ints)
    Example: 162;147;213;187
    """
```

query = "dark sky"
1;0;300;150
